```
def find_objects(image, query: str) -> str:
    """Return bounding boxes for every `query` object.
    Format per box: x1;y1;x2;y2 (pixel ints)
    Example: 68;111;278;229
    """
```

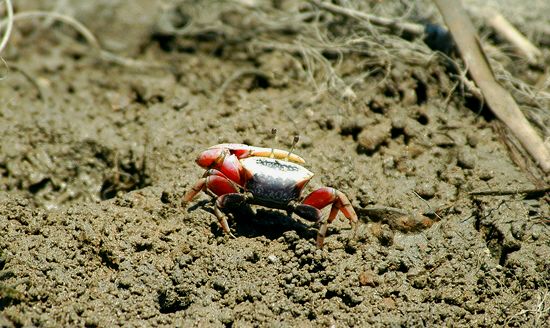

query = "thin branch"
469;187;550;197
433;0;550;173
485;12;542;65
308;0;425;36
0;0;14;54
0;11;165;69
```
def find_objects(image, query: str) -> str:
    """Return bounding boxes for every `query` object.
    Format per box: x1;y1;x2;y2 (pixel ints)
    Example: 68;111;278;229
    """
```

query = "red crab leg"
302;187;358;248
195;149;244;186
182;173;239;205
182;172;240;238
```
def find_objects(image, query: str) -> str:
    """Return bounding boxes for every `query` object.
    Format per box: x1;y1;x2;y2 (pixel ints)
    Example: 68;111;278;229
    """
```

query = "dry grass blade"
0;10;165;69
469;186;550;197
433;0;550;174
309;0;424;36
0;0;14;54
485;12;542;65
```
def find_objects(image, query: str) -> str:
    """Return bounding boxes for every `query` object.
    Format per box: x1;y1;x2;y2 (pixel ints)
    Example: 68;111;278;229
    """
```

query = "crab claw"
196;148;228;168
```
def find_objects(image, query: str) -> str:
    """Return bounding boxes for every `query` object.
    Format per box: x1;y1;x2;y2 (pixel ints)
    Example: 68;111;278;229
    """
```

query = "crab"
182;143;358;248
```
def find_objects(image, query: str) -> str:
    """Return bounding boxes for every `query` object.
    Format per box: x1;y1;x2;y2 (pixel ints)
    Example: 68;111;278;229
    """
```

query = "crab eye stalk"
269;128;277;158
286;135;300;161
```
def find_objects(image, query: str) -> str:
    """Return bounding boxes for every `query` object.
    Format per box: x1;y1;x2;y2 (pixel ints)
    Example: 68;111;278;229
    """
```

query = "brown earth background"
1;0;549;326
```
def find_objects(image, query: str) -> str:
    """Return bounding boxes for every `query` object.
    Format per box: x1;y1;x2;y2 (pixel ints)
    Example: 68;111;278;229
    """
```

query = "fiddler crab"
182;139;358;248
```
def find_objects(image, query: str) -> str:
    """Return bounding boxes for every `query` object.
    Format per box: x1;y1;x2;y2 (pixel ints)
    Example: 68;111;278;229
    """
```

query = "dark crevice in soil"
339;125;363;141
472;201;521;266
28;178;50;194
98;248;120;270
498;244;521;266
416;112;429;125
158;287;193;314
414;78;428;105
464;95;492;121
212;206;316;242
390;127;411;145
100;154;150;200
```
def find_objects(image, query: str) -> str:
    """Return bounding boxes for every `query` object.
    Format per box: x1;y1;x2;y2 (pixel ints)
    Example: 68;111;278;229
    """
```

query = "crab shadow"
207;204;317;242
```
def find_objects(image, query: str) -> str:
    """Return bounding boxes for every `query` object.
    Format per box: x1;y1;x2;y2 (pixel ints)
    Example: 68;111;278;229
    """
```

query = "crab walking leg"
182;172;239;205
214;193;250;239
182;172;242;238
302;187;358;248
213;205;236;239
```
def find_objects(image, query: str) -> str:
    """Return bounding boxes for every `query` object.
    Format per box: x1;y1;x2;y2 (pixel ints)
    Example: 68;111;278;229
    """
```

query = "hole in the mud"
416;113;429;125
0;286;22;311
356;140;388;156
100;156;150;200
152;34;176;52
206;205;316;244
250;74;270;89
391;127;404;139
71;53;83;61
196;30;220;42
135;243;153;252
339;125;363;141
213;45;224;57
98;248;119;270
28;178;50;194
160;191;171;204
321;49;340;60
499;244;520;266
383;86;396;98
483;226;503;259
415;79;428;105
464;95;493;121
324;290;361;307
158;288;192;314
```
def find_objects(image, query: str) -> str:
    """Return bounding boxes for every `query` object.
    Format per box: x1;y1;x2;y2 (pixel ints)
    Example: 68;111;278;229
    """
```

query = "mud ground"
1;0;549;327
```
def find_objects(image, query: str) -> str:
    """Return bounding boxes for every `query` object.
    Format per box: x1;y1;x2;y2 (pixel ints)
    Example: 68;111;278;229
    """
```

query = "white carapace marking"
241;157;313;183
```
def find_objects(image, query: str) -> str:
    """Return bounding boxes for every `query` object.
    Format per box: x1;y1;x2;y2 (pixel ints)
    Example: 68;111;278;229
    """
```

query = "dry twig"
433;0;550;173
0;0;13;54
469;186;550;197
0;10;164;69
308;0;424;36
484;12;542;65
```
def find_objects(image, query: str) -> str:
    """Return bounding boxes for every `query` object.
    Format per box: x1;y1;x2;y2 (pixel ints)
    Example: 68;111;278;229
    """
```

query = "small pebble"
457;147;477;169
382;297;397;309
415;181;436;199
391;115;407;130
467;133;480;147
442;167;465;186
358;270;377;287
401;88;417;106
357;121;391;153
267;255;278;263
477;169;494;181
511;223;525;240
